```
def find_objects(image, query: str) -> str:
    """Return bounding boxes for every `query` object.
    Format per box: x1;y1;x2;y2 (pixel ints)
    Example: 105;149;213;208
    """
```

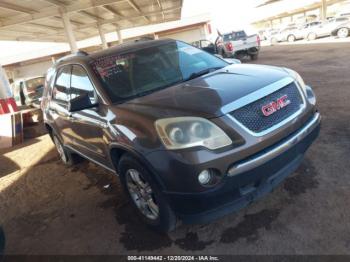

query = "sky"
0;0;340;64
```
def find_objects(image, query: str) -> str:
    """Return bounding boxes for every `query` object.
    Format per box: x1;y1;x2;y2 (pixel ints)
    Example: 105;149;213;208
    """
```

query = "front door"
49;65;73;146
68;65;111;168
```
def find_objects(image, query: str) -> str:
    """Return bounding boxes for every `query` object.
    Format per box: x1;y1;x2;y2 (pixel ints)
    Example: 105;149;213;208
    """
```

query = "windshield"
91;41;227;103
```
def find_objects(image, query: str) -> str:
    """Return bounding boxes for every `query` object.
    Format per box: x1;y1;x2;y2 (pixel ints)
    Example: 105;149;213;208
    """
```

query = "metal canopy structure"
253;0;347;26
0;0;183;48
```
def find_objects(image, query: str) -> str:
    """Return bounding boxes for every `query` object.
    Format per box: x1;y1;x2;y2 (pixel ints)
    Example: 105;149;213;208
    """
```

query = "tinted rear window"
223;31;247;41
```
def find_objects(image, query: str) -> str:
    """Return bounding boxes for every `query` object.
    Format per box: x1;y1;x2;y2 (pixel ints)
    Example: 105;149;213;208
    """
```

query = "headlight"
155;117;232;150
284;68;306;93
285;68;316;104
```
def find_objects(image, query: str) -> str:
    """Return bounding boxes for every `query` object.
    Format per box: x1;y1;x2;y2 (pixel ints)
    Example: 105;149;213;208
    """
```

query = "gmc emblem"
261;95;291;117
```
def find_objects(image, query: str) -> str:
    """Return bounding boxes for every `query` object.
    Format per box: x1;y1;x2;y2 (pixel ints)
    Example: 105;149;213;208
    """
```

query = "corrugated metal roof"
253;0;347;23
0;0;183;42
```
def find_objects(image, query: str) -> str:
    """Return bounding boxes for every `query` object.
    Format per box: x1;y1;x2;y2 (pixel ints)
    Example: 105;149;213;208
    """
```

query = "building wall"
157;25;209;43
11;60;53;80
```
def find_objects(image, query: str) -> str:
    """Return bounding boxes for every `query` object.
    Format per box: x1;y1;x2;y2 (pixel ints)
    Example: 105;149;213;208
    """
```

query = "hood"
122;64;291;119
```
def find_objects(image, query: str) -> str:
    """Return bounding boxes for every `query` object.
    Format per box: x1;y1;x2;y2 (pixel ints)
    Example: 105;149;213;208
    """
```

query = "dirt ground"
1;43;350;255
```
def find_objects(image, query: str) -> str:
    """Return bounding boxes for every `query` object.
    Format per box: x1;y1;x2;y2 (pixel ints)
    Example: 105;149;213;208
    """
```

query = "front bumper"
148;113;321;224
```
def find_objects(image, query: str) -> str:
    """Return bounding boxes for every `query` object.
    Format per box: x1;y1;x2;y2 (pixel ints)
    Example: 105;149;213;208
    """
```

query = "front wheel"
118;154;177;232
337;28;349;38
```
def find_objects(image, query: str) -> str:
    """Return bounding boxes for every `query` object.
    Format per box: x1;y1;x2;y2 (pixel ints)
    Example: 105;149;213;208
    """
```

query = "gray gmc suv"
41;39;320;232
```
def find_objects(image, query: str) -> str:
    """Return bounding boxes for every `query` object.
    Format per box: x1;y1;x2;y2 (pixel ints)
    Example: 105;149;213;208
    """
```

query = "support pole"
321;0;327;21
117;30;123;44
60;9;78;53
98;24;108;49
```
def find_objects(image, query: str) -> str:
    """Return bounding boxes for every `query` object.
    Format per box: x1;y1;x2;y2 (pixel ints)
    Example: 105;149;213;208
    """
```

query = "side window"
70;65;96;104
53;66;71;102
336;18;348;22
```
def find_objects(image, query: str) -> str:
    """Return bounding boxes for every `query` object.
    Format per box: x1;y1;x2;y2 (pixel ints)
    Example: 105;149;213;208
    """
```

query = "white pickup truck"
216;30;261;60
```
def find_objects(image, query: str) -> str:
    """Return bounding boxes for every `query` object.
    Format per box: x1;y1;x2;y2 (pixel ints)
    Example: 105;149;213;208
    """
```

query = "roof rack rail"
134;36;154;42
55;50;89;64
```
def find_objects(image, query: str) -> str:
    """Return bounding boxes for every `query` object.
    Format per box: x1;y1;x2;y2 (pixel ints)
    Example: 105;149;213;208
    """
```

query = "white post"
60;9;78;53
321;0;327;21
117;29;123;44
98;24;108;49
0;65;12;99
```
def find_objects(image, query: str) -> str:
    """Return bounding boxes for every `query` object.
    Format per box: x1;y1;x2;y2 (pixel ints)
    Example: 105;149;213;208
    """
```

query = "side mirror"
69;93;98;112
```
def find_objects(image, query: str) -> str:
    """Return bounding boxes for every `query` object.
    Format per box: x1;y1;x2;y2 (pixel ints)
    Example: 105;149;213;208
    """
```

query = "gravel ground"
0;43;350;255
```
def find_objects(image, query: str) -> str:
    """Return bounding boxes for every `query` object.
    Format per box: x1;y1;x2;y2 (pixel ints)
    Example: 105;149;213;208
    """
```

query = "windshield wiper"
185;67;223;81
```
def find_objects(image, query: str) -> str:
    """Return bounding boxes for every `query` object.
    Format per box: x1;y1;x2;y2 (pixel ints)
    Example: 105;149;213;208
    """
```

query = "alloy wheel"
53;136;68;163
126;169;159;220
337;28;349;38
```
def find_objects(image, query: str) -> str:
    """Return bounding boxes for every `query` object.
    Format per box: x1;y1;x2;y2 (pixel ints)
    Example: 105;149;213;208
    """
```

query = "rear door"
68;64;111;168
49;65;73;145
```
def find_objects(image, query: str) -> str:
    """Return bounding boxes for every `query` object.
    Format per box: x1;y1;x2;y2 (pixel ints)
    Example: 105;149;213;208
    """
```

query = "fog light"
198;169;212;185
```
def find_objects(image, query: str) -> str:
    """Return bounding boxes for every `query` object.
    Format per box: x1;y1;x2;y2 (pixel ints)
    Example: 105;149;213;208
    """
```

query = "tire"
118;154;177;232
287;35;296;42
307;32;317;41
52;134;78;166
250;54;258;61
337;27;349;38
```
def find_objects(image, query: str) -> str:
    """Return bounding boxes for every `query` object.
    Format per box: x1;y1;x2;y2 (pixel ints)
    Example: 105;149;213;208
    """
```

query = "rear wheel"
52;134;78;166
287;35;296;42
118;154;177;232
337;28;349;38
307;32;317;41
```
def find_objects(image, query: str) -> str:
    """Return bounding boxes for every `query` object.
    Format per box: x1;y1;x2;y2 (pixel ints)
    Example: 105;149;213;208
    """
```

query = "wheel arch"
108;144;166;190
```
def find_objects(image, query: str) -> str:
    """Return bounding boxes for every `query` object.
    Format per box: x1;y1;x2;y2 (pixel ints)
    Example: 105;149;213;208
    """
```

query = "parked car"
331;20;350;38
279;26;305;43
13;76;45;108
304;17;349;40
216;30;260;60
42;39;320;232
